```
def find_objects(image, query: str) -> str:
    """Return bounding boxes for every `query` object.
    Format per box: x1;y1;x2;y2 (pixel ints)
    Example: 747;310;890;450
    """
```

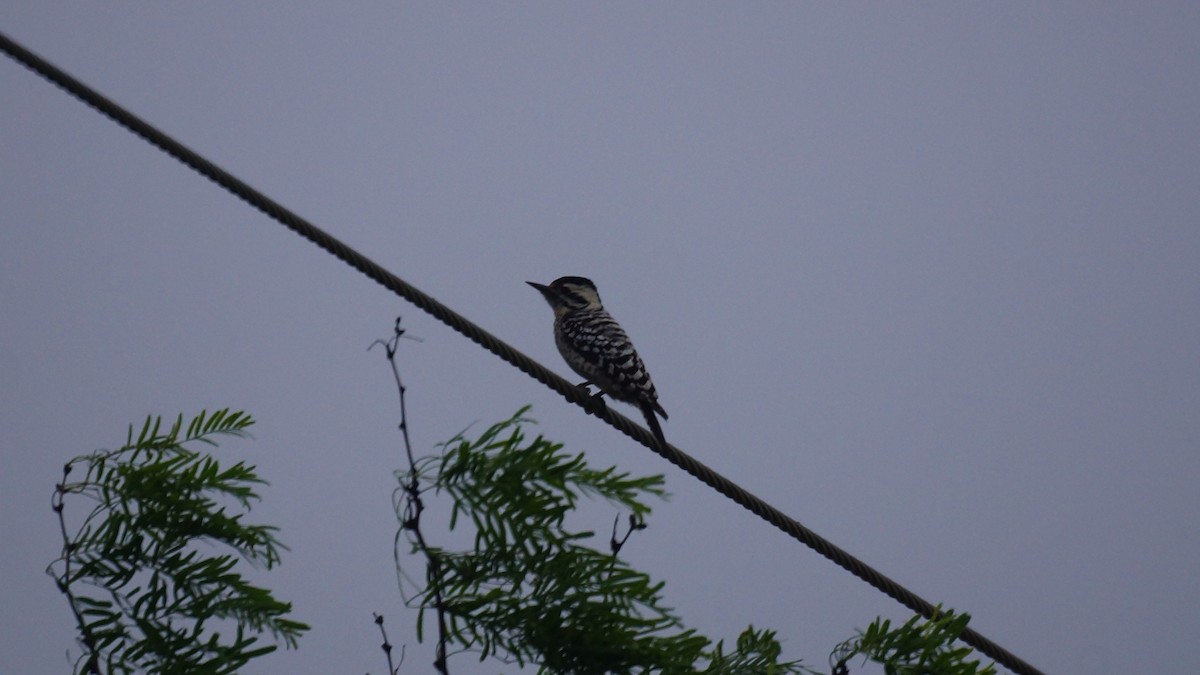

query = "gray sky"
2;4;1198;674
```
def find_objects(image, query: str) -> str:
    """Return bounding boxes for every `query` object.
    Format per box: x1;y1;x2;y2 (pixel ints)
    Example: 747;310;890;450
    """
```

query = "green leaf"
50;410;303;675
394;407;806;674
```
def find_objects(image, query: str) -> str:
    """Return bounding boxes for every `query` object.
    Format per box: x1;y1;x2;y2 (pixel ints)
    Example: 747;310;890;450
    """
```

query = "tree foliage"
45;400;999;674
49;409;308;675
395;407;809;674
833;610;996;675
392;406;998;675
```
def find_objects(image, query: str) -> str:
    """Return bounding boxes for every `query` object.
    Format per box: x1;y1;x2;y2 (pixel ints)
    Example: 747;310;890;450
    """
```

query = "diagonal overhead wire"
1;32;1044;675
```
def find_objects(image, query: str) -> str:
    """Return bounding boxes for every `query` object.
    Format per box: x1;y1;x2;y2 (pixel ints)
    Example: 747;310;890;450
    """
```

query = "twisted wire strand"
1;32;1044;675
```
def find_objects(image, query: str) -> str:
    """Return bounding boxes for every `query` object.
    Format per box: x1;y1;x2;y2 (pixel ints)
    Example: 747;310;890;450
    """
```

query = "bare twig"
51;462;102;674
373;317;450;674
372;613;404;675
608;512;647;571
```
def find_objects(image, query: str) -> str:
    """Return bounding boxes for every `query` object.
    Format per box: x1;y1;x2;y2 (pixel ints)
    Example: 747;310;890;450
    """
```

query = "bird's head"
527;276;602;315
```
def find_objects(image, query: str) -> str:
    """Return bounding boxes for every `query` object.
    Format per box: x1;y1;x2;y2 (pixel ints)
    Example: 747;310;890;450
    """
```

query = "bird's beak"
527;280;560;308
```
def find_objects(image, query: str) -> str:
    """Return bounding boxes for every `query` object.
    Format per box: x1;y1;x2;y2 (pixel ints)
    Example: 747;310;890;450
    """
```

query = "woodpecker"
527;276;669;449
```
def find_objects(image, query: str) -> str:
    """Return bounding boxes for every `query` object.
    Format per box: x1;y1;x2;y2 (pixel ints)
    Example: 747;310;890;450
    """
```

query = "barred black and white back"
528;276;669;448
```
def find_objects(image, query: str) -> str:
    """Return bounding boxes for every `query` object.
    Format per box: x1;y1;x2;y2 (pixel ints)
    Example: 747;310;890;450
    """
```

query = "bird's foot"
576;384;608;415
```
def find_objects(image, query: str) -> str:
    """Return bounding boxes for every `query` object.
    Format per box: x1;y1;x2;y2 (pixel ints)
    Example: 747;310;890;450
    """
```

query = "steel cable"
1;31;1045;675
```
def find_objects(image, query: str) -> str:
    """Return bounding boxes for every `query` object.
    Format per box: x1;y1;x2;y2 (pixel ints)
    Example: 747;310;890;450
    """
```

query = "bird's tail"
640;402;668;450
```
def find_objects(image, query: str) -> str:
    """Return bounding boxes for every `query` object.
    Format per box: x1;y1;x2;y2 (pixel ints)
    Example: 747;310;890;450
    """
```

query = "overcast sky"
2;4;1198;674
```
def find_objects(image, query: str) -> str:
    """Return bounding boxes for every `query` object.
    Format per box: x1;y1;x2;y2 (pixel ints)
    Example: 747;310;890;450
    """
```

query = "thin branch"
610;512;646;557
373;317;450;674
51;462;102;675
372;613;404;675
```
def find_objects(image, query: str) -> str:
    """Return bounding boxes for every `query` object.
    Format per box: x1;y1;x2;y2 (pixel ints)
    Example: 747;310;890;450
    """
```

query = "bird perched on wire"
527;276;669;449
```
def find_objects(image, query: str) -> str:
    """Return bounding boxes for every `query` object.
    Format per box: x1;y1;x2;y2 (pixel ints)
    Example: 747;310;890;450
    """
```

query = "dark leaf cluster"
49;409;309;675
832;608;996;675
396;407;809;674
